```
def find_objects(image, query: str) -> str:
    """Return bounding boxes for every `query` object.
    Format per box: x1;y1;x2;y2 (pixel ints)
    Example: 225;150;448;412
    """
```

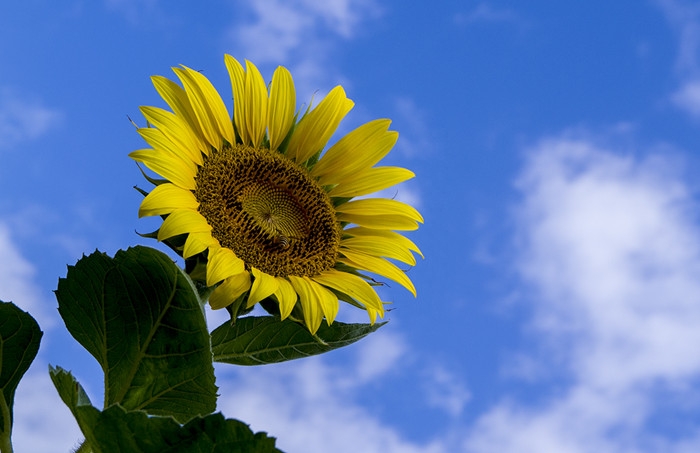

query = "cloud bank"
464;137;700;452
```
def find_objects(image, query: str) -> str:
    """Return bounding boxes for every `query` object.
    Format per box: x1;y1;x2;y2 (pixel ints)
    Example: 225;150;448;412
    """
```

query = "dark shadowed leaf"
49;366;281;453
0;301;42;453
54;246;216;422
211;316;385;365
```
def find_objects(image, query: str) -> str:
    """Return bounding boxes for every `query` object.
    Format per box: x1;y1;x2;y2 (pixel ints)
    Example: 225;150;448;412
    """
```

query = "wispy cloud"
0;88;62;151
104;0;163;24
455;3;528;28
216;328;449;453
392;96;433;159
0;222;56;329
224;0;381;98
462;136;700;452
655;0;700;117
12;365;84;452
423;366;471;417
0;222;81;450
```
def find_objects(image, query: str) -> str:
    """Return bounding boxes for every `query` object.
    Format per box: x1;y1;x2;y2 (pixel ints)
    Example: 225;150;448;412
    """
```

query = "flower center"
194;144;340;277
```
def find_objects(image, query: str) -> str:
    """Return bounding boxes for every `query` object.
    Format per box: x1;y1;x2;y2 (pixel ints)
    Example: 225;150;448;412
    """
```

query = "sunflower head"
131;55;423;334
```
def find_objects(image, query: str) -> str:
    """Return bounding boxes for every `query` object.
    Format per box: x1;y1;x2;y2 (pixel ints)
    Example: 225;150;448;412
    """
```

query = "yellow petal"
312;269;384;314
267;66;296;150
337;213;420;231
286;86;354;164
335;198;423;223
209;272;251;310
174;66;234;149
225;55;248;144
140;106;204;165
183;232;218;259
151;75;210;155
206;246;245;287
137;127;198;172
312;119;396;185
243;60;269;148
345;227;423;258
247;267;280;308
288;275;324;334
157;209;211;241
274;277;297;320
341;236;417;266
129;149;196;191
312;280;340;326
366;306;384;324
139;183;199;217
328;167;415;198
339;249;417;296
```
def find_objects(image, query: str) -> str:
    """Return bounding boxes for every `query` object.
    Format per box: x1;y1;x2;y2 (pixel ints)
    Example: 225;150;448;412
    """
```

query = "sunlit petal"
267;66;296;150
274;277;297;320
341;236;417;266
288;275;324;334
336;198;423;222
151;75;210;154
243;60;268;148
157;209;211;241
209;272;251;310
312;119;396;185
130;149;196;190
328;166;415;197
339;249;417;296
183;232;218;259
174;66;234;148
286;86;354;164
312;269;384;314
247;267;280;308
140;106;204;165
344;227;423;258
139;183;199;218
225;54;248;144
206;246;245;286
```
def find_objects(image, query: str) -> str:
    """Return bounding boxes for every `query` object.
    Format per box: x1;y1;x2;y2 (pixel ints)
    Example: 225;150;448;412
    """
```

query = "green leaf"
211;316;385;365
0;301;42;453
54;246;217;422
49;366;282;453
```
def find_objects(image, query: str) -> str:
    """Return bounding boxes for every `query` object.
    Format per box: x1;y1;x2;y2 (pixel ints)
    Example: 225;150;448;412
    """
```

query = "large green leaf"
49;366;281;453
212;316;385;365
0;301;42;453
54;246;217;422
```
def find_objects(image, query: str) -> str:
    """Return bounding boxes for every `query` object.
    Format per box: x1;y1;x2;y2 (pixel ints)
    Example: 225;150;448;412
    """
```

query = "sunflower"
131;55;422;333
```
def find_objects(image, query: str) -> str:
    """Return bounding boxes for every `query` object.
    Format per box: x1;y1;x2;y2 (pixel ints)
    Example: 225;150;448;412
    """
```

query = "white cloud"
656;0;700;117
672;79;700;117
0;223;55;329
463;137;700;452
216;328;447;453
11;364;84;453
393;97;433;159
225;0;380;97
423;366;471;417
656;0;700;75
0;222;80;451
0;88;61;150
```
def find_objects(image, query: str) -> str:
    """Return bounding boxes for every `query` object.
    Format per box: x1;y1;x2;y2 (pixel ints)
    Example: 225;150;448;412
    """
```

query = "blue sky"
3;0;700;451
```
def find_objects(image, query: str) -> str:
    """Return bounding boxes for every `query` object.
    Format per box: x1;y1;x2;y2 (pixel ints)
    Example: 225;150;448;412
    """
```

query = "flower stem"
0;392;13;453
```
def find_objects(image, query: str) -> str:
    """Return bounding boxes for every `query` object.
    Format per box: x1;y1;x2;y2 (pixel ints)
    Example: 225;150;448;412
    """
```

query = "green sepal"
211;315;385;365
134;162;169;187
54;246;217;422
0;301;42;453
49;366;281;453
